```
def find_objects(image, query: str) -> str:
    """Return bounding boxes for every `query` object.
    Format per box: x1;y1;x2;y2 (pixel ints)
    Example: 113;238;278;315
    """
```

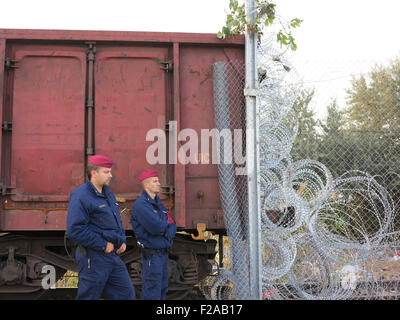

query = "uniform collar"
142;190;160;205
86;179;108;198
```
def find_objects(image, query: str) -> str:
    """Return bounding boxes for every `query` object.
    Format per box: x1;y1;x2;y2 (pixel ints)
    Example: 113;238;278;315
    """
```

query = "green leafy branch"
218;0;302;51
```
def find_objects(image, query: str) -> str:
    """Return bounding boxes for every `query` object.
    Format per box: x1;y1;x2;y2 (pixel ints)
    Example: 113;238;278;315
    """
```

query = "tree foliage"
218;0;302;51
292;57;400;180
346;58;400;132
291;89;320;160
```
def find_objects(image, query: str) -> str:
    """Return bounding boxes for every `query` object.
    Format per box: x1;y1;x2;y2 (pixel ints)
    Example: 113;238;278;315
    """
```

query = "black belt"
141;247;168;259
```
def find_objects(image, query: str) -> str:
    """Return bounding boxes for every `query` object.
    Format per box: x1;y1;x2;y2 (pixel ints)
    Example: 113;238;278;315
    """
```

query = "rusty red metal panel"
1;207;68;230
173;42;186;228
94;45;169;198
9;45;87;202
180;45;244;230
0;29;245;46
0;39;5;185
0;29;245;231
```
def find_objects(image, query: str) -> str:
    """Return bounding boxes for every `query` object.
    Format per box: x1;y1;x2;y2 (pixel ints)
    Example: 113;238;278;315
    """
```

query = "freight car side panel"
0;39;4;180
0;44;88;230
94;46;169;200
180;45;244;230
0;30;245;232
10;46;87;202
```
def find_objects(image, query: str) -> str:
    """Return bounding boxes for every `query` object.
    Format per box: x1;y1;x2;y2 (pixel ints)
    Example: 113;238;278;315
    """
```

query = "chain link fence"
203;28;400;300
207;60;250;300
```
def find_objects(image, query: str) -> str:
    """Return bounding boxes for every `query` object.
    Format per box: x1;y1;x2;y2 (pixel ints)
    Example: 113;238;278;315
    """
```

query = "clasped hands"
104;242;126;254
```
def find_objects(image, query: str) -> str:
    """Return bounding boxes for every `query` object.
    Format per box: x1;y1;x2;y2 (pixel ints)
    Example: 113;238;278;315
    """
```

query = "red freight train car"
0;29;244;299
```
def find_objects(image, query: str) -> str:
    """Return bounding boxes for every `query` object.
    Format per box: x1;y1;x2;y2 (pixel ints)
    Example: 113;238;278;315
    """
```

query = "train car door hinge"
0;184;16;196
86;42;96;62
4;57;19;69
160;60;173;72
85;147;94;156
1;121;12;132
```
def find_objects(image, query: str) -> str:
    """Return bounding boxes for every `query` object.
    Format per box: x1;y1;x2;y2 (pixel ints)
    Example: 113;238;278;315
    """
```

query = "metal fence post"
245;0;262;300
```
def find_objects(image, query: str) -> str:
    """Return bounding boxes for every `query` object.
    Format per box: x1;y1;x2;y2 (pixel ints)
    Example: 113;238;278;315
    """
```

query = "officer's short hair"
87;164;101;180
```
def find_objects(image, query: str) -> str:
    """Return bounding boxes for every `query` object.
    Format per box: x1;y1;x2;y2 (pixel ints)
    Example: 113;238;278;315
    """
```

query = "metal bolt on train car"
0;28;244;299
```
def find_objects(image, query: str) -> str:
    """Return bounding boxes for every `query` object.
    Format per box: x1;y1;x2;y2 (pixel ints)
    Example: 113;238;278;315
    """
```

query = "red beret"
88;155;113;168
139;169;158;181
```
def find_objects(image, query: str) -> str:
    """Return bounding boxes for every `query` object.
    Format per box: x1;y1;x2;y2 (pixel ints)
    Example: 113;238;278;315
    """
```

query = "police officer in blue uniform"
67;155;136;300
131;169;176;300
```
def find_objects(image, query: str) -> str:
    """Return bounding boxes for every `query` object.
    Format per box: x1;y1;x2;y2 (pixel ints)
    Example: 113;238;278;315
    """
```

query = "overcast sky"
2;0;399;59
1;0;399;117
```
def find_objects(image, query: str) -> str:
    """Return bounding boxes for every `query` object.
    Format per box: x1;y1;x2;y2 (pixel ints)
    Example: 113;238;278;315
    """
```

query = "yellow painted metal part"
191;222;213;241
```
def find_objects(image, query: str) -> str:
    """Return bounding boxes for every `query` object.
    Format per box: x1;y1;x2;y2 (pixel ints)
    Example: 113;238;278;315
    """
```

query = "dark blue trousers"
75;247;136;300
141;250;168;300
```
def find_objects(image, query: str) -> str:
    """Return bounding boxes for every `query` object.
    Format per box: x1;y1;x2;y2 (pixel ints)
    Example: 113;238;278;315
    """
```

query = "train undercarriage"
0;231;218;300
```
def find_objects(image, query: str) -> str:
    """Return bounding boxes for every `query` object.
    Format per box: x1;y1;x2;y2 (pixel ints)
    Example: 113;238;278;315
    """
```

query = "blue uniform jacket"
131;191;176;249
67;180;126;252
